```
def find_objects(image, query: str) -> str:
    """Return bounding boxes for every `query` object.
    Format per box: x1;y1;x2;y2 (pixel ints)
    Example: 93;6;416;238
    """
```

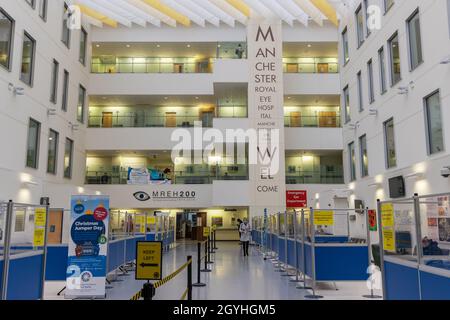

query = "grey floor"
44;241;381;300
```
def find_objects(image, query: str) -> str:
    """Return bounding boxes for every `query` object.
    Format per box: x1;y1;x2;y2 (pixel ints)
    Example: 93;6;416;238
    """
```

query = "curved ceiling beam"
76;3;118;27
310;0;339;26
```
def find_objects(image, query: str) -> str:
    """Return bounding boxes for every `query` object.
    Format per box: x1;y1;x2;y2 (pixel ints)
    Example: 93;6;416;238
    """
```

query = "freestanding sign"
66;195;110;299
136;241;163;281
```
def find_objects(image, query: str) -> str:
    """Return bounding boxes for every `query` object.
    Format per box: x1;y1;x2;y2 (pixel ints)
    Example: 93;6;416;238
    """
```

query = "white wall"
334;0;450;239
0;0;90;207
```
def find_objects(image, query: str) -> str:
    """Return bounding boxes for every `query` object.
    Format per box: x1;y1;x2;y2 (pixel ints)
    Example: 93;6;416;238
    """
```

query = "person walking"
237;218;243;245
239;218;251;257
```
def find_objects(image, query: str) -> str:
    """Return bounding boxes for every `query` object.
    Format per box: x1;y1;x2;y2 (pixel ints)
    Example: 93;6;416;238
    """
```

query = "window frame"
359;134;369;177
0;8;15;71
424;90;445;155
383;117;397;169
343;85;351;123
26;118;41;169
62;70;69;112
39;0;47;21
388;31;401;87
62;2;71;49
357;71;364;112
378;46;387;94
348;141;356;181
367;59;375;103
406;8;424;71
342;27;350;65
384;0;394;14
77;84;86;123
79;27;88;66
64;138;74;179
50;59;59;104
355;5;365;49
20;31;36;87
47;129;59;174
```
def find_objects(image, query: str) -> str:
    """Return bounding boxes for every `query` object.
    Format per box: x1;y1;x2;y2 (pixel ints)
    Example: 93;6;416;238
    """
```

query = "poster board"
66;195;110;299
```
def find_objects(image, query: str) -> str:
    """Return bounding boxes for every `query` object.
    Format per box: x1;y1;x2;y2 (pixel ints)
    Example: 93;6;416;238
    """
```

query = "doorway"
102;112;113;128
286;63;298;73
319;111;337;127
165;112;177;127
174;63;183;73
317;63;329;73
47;209;64;244
290;111;302;127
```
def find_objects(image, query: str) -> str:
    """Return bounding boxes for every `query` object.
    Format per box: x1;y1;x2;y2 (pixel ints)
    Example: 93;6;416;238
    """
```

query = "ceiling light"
96;44;100;48
307;44;312;48
126;44;131;48
157;44;161;48
164;97;168;100
195;97;199;100
187;44;191;48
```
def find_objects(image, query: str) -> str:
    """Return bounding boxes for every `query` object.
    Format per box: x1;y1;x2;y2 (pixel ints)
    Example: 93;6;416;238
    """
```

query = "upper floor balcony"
285;150;344;184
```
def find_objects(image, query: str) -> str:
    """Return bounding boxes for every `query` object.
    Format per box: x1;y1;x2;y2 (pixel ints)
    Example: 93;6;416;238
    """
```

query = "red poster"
286;190;307;208
368;210;377;231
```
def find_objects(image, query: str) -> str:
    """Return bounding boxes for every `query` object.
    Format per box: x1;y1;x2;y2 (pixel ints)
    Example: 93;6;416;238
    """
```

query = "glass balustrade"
284;115;341;128
85;164;249;185
283;57;339;73
285;165;344;184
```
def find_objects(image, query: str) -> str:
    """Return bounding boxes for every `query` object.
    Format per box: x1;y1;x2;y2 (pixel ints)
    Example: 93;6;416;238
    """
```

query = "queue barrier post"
213;230;218;250
281;211;290;277
187;255;193;301
297;209;312;290
207;235;214;265
290;210;303;283
201;240;211;272
142;282;155;301
362;207;382;299
193;242;206;287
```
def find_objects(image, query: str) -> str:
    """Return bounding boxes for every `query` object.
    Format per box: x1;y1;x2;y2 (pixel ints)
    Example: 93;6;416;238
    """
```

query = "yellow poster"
34;208;47;227
147;216;156;225
136;241;162;280
383;228;396;251
212;225;217;231
313;211;334;226
381;203;395;227
135;216;146;233
33;228;45;246
203;227;210;237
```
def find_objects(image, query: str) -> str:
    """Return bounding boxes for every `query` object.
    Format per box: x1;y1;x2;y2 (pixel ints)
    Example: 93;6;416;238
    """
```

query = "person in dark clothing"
239;219;251;257
101;173;109;184
422;237;443;256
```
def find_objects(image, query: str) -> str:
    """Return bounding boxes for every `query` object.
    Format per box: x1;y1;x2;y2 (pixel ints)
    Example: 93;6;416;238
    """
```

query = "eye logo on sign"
134;191;150;202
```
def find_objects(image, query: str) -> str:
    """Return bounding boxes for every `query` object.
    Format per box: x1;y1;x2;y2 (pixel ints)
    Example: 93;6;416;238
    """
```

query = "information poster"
383;229;396;252
368;210;377;231
147;216;156;225
425;196;450;243
381;203;394;227
66;195;109;298
313;211;334;226
33;207;47;247
135;215;146;234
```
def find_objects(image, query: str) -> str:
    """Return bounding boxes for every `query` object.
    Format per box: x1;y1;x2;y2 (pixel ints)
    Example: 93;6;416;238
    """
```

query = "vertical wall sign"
66;195;110;299
248;18;287;215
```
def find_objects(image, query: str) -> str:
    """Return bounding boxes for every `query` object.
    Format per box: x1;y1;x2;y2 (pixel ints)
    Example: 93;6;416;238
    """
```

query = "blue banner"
66;195;110;298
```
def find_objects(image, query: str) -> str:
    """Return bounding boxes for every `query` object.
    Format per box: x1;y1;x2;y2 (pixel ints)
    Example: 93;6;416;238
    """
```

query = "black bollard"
193;242;206;286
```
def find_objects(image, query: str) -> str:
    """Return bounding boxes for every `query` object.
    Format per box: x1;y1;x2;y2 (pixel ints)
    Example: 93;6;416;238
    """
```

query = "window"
77;85;86;123
364;0;371;37
355;5;364;48
348;142;356;181
64;138;73;178
384;118;397;168
79;28;87;65
357;71;364;112
50;59;59;104
47;129;59;174
0;8;14;70
62;3;71;48
424;91;444;155
359;135;369;177
384;0;394;13
20;32;36;86
407;9;423;71
388;32;401;86
25;0;35;8
26;118;41;169
367;59;375;103
342;28;349;64
62;70;69;111
39;0;47;21
378;47;387;94
343;85;351;123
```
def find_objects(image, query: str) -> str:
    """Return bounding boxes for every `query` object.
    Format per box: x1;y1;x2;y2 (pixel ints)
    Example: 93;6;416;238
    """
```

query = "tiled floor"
44;241;382;300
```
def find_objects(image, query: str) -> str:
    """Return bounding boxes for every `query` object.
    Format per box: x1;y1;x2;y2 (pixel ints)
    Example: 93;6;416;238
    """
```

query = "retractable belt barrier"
130;256;194;300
